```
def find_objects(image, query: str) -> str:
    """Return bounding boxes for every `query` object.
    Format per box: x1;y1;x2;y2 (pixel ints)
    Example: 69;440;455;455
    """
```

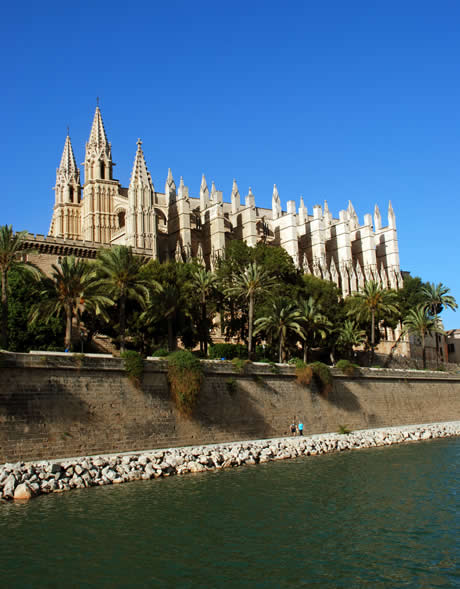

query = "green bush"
121;350;144;386
338;424;352;435
209;343;248;359
151;347;169;357
296;361;333;396
167;350;203;415
231;357;250;374
336;359;360;377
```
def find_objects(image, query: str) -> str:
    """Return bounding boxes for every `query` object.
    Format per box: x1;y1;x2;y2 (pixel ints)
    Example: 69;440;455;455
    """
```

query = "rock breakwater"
1;421;459;501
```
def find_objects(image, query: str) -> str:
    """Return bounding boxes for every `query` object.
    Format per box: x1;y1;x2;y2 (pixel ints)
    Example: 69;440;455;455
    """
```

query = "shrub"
209;343;248;360
121;350;144;386
295;361;313;386
167;350;203;415
269;361;280;374
151;347;169;357
336;359;360;377
231;357;250;374
296;361;333;396
72;353;85;369
338;424;352;435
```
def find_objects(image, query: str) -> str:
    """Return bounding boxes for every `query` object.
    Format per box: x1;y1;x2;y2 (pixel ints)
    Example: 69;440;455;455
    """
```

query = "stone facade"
48;106;402;295
0;352;459;463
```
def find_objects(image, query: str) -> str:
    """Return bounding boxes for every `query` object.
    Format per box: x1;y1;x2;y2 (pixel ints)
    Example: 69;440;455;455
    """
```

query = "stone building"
46;106;402;295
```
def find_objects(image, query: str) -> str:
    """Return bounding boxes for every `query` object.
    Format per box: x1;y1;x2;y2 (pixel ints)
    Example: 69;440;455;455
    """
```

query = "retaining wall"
0;352;459;463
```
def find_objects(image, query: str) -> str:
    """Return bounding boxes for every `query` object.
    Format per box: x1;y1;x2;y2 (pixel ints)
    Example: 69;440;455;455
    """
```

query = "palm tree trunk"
279;337;283;364
65;304;72;351
370;309;375;365
201;299;207;356
248;293;254;360
421;333;426;369
120;294;126;353
167;317;175;352
303;342;308;363
434;313;439;366
1;269;8;349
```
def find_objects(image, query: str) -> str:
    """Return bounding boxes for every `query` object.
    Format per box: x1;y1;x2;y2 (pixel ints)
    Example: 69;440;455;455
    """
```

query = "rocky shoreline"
2;421;459;501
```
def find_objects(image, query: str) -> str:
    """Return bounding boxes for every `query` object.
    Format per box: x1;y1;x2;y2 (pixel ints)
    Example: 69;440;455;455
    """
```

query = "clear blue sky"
1;0;459;328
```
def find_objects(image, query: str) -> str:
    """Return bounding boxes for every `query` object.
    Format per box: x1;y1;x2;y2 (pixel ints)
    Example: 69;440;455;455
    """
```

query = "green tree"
190;267;217;356
96;246;151;352
0;225;38;349
225;263;275;360
31;256;111;350
254;298;304;363
403;305;444;369
336;320;366;361
7;267;64;352
347;281;399;364
421;282;458;364
297;296;331;363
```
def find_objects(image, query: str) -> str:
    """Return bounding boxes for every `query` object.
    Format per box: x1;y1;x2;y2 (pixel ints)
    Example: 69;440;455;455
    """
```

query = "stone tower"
49;133;81;239
81;106;119;243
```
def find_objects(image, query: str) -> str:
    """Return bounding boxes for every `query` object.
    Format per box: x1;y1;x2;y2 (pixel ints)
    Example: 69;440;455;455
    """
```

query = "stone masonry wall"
0;352;459;463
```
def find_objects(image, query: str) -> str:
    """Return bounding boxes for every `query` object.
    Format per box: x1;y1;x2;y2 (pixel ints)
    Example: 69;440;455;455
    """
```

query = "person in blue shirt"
298;421;304;436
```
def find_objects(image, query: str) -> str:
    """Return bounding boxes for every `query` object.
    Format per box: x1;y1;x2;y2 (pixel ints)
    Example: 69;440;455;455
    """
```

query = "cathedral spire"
84;105;113;182
88;106;109;148
388;201;396;229
272;184;282;220
165;168;176;205
59;134;78;175
200;174;209;211
129;138;154;192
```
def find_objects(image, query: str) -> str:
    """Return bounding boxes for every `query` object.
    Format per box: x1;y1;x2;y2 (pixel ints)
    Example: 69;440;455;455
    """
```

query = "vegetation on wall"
121;349;144;386
167;350;203;415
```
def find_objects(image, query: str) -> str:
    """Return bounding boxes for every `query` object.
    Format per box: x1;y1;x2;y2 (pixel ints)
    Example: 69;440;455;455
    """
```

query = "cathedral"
47;106;402;295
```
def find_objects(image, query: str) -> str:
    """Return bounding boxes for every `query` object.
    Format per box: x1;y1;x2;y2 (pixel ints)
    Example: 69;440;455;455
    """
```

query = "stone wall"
0;352;459;463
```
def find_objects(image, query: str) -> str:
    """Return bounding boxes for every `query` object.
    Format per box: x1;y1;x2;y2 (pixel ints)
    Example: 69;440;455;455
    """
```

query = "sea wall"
0;352;459;463
3;422;459;501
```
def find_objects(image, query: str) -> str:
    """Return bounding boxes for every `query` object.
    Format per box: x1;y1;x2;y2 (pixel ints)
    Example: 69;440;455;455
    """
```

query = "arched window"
118;211;126;229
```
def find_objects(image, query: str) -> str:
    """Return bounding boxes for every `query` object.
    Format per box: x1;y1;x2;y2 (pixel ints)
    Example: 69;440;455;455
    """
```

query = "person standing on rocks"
298;421;304;436
290;421;297;436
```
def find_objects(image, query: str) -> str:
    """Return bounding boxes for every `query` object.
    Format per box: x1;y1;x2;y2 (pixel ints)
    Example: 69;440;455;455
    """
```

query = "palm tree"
225;263;275;360
254;298;304;363
191;267;217;356
348;280;399;364
403;305;444;369
297;297;331;363
31;256;112;350
0;225;38;349
336;320;366;361
96;246;150;352
422;282;457;364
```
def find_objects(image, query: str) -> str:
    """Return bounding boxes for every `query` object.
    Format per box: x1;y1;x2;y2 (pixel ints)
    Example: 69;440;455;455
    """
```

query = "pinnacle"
88;106;109;147
59;135;78;174
129;139;152;190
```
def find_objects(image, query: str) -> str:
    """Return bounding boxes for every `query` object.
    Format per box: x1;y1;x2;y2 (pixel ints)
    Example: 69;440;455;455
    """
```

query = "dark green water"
1;438;459;588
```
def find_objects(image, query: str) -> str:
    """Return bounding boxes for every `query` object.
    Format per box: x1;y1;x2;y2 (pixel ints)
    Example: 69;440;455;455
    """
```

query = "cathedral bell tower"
81;105;119;243
49;133;81;239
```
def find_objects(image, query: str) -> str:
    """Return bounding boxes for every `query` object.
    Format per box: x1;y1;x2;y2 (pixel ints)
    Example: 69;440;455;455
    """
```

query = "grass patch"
168;350;203;415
